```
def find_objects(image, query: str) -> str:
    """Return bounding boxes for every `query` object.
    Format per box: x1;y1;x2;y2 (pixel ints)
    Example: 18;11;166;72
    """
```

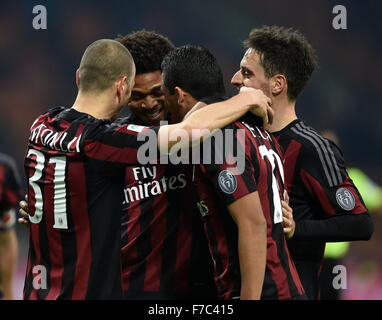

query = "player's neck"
265;99;297;133
72;91;121;120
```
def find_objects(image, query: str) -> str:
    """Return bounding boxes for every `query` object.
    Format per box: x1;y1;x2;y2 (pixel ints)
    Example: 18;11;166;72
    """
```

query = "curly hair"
115;30;175;75
244;26;318;101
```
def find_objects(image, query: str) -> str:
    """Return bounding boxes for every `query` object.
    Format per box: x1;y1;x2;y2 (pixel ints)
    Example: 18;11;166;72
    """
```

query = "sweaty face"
231;49;272;98
128;70;167;126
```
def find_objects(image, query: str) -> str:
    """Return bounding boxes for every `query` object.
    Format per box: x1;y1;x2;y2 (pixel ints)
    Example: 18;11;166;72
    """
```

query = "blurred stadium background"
0;0;381;299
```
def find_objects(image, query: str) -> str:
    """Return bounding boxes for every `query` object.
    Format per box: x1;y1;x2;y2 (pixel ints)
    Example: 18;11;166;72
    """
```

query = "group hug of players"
17;26;373;300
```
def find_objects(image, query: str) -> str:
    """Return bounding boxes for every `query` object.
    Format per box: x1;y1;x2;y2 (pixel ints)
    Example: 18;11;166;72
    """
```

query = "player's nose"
231;70;243;90
141;95;157;109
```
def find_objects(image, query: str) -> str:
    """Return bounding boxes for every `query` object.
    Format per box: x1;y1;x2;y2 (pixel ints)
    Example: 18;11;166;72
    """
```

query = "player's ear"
271;74;287;96
116;76;128;102
76;69;80;89
175;86;185;106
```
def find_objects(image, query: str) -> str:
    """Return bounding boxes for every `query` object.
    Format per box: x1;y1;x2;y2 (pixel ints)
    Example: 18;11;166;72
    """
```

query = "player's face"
231;49;272;98
128;70;167;126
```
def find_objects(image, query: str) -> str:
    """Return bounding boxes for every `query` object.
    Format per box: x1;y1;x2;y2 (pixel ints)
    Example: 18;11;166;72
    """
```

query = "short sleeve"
82;121;161;172
199;125;258;206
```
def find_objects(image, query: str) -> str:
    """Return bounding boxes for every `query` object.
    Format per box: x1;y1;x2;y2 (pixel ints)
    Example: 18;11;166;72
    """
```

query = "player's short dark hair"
244;26;317;101
78;39;135;93
115;30;175;75
161;45;226;100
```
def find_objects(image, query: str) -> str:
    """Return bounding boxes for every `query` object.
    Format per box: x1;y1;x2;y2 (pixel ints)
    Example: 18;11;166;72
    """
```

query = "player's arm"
82;87;272;167
292;140;373;242
200;126;267;299
227;192;267;300
158;87;273;153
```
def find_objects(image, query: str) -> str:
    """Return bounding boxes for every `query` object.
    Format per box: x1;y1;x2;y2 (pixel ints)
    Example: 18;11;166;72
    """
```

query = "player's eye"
241;68;252;77
150;86;163;98
130;92;146;101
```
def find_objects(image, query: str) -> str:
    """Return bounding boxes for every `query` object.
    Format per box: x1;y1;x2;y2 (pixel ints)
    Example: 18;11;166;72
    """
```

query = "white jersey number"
258;145;285;224
27;149;68;229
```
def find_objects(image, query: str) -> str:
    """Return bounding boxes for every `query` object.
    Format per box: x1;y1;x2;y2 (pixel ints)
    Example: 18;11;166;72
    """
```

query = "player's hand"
240;87;273;126
18;195;30;227
282;192;295;239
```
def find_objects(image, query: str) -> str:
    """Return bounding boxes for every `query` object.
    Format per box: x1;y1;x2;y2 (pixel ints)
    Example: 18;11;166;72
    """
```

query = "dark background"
0;0;381;299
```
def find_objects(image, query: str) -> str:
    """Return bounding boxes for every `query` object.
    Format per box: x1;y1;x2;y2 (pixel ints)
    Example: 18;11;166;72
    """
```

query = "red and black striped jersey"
0;153;24;232
192;114;305;300
272;119;369;298
120;113;216;299
23;106;159;300
121;163;216;299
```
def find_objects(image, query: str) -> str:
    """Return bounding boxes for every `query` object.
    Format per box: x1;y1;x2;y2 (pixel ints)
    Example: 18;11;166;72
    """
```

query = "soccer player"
116;30;216;299
161;45;306;300
23;38;273;299
115;30;174;126
0;153;23;299
231;26;374;299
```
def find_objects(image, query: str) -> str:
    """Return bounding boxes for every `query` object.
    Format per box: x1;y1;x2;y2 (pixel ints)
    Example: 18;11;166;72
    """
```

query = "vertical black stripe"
261;267;279;299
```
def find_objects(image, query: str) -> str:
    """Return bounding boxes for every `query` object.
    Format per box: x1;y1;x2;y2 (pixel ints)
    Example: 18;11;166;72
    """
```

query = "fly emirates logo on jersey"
122;166;187;204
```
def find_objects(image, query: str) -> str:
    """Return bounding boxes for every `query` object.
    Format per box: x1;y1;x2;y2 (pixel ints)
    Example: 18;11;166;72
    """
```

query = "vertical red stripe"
283;140;302;193
301;169;336;216
69;160;91;299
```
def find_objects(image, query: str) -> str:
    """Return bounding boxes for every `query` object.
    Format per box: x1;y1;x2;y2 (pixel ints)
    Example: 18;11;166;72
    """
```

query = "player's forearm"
158;94;252;153
293;212;373;242
182;94;251;134
0;229;18;300
237;219;267;300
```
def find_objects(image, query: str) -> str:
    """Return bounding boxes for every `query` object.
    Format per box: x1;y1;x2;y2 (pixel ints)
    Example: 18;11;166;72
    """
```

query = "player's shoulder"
287;120;346;186
288;120;343;159
36;106;67;121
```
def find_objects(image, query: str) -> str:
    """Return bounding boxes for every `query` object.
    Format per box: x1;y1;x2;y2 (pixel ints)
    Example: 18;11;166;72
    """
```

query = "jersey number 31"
27;149;68;229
